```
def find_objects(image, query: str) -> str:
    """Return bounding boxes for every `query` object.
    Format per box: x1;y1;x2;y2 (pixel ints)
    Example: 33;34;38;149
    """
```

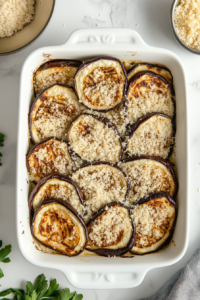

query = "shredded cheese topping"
127;79;174;123
33;178;84;215
28;139;74;182
87;205;132;249
72;164;127;223
75;59;126;110
0;0;34;38
120;160;175;206
31;85;82;143
126;115;173;159
132;197;175;248
34;66;78;95
89;104;128;137
174;0;200;51
68;114;122;163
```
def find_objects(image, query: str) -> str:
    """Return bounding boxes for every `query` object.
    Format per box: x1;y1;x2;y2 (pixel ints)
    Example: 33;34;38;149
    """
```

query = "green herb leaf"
0;274;83;300
0;268;4;279
71;293;83;300
43;279;59;297
0;245;12;263
26;282;34;296
0;133;4;147
0;289;24;297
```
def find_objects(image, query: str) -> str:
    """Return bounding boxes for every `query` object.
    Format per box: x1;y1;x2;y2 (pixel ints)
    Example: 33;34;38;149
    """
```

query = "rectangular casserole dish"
17;28;189;289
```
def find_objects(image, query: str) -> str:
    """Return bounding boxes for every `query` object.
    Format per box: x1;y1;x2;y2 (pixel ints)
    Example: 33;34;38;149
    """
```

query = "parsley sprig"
0;133;4;166
0;274;83;300
0;241;12;279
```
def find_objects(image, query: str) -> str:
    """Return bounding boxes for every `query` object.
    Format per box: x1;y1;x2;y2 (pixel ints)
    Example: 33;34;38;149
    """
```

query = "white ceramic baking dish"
17;28;189;290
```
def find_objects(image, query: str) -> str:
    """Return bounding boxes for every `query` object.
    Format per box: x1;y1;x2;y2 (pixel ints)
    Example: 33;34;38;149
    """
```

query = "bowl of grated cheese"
0;0;55;55
170;0;200;54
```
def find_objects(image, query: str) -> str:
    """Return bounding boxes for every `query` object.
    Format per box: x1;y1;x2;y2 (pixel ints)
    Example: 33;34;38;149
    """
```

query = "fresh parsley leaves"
0;274;83;300
0;133;4;166
0;241;11;279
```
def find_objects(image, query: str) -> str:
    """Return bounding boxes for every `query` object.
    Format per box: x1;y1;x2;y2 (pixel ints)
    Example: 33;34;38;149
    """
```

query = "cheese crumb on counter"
0;0;35;38
174;0;200;51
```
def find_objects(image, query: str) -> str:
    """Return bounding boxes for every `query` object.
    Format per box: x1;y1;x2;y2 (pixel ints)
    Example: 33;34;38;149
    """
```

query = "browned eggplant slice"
27;137;74;183
67;113;122;163
86;202;135;256
72;162;129;223
74;57;127;112
127;63;173;84
90;103;128;137
29;84;83;144
130;192;177;255
125;113;175;159
31;199;88;256
34;60;82;95
29;174;84;216
126;71;175;124
120;156;178;206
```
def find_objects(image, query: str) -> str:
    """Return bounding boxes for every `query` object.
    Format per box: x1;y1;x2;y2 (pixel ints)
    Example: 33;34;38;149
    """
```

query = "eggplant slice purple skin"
31;199;88;257
36;59;82;72
126;71;176;123
66;113;123;163
73;56;128;112
34;60;82;96
121;155;178;200
72;161;130;202
125;112;176;160
127;63;173;84
29;84;81;144
26;137;74;184
130;192;177;256
86;202;135;257
28;173;85;213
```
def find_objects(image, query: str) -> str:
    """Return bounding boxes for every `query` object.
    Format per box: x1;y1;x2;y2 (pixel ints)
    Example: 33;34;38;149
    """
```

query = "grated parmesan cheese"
28;138;74;183
32;178;84;215
132;197;175;249
68;114;122;163
0;0;35;38
120;159;175;206
31;85;82;143
88;104;128;137
34;66;78;95
75;59;126;110
127;80;174;124
174;0;200;51
87;205;133;249
126;115;173;159
72;164;128;223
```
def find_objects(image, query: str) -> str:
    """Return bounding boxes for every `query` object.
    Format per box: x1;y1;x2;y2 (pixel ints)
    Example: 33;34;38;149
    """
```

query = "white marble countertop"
0;0;200;299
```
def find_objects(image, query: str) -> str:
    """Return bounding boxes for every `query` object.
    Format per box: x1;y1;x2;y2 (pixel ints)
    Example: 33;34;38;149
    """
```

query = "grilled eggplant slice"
125;113;175;159
27;137;74;183
72;162;129;223
126;71;175;124
32;199;88;256
86;202;135;256
67;113;122;163
74;57;127;112
120;156;178;206
29;174;84;216
34;60;82;95
127;63;173;84
29;84;83;144
130;192;177;255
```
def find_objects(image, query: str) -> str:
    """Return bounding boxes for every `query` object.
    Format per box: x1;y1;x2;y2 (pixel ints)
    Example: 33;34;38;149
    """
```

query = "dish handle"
62;28;148;48
62;269;147;289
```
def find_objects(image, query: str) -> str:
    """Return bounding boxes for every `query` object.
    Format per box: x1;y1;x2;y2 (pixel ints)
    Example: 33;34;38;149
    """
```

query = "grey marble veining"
1;0;200;299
